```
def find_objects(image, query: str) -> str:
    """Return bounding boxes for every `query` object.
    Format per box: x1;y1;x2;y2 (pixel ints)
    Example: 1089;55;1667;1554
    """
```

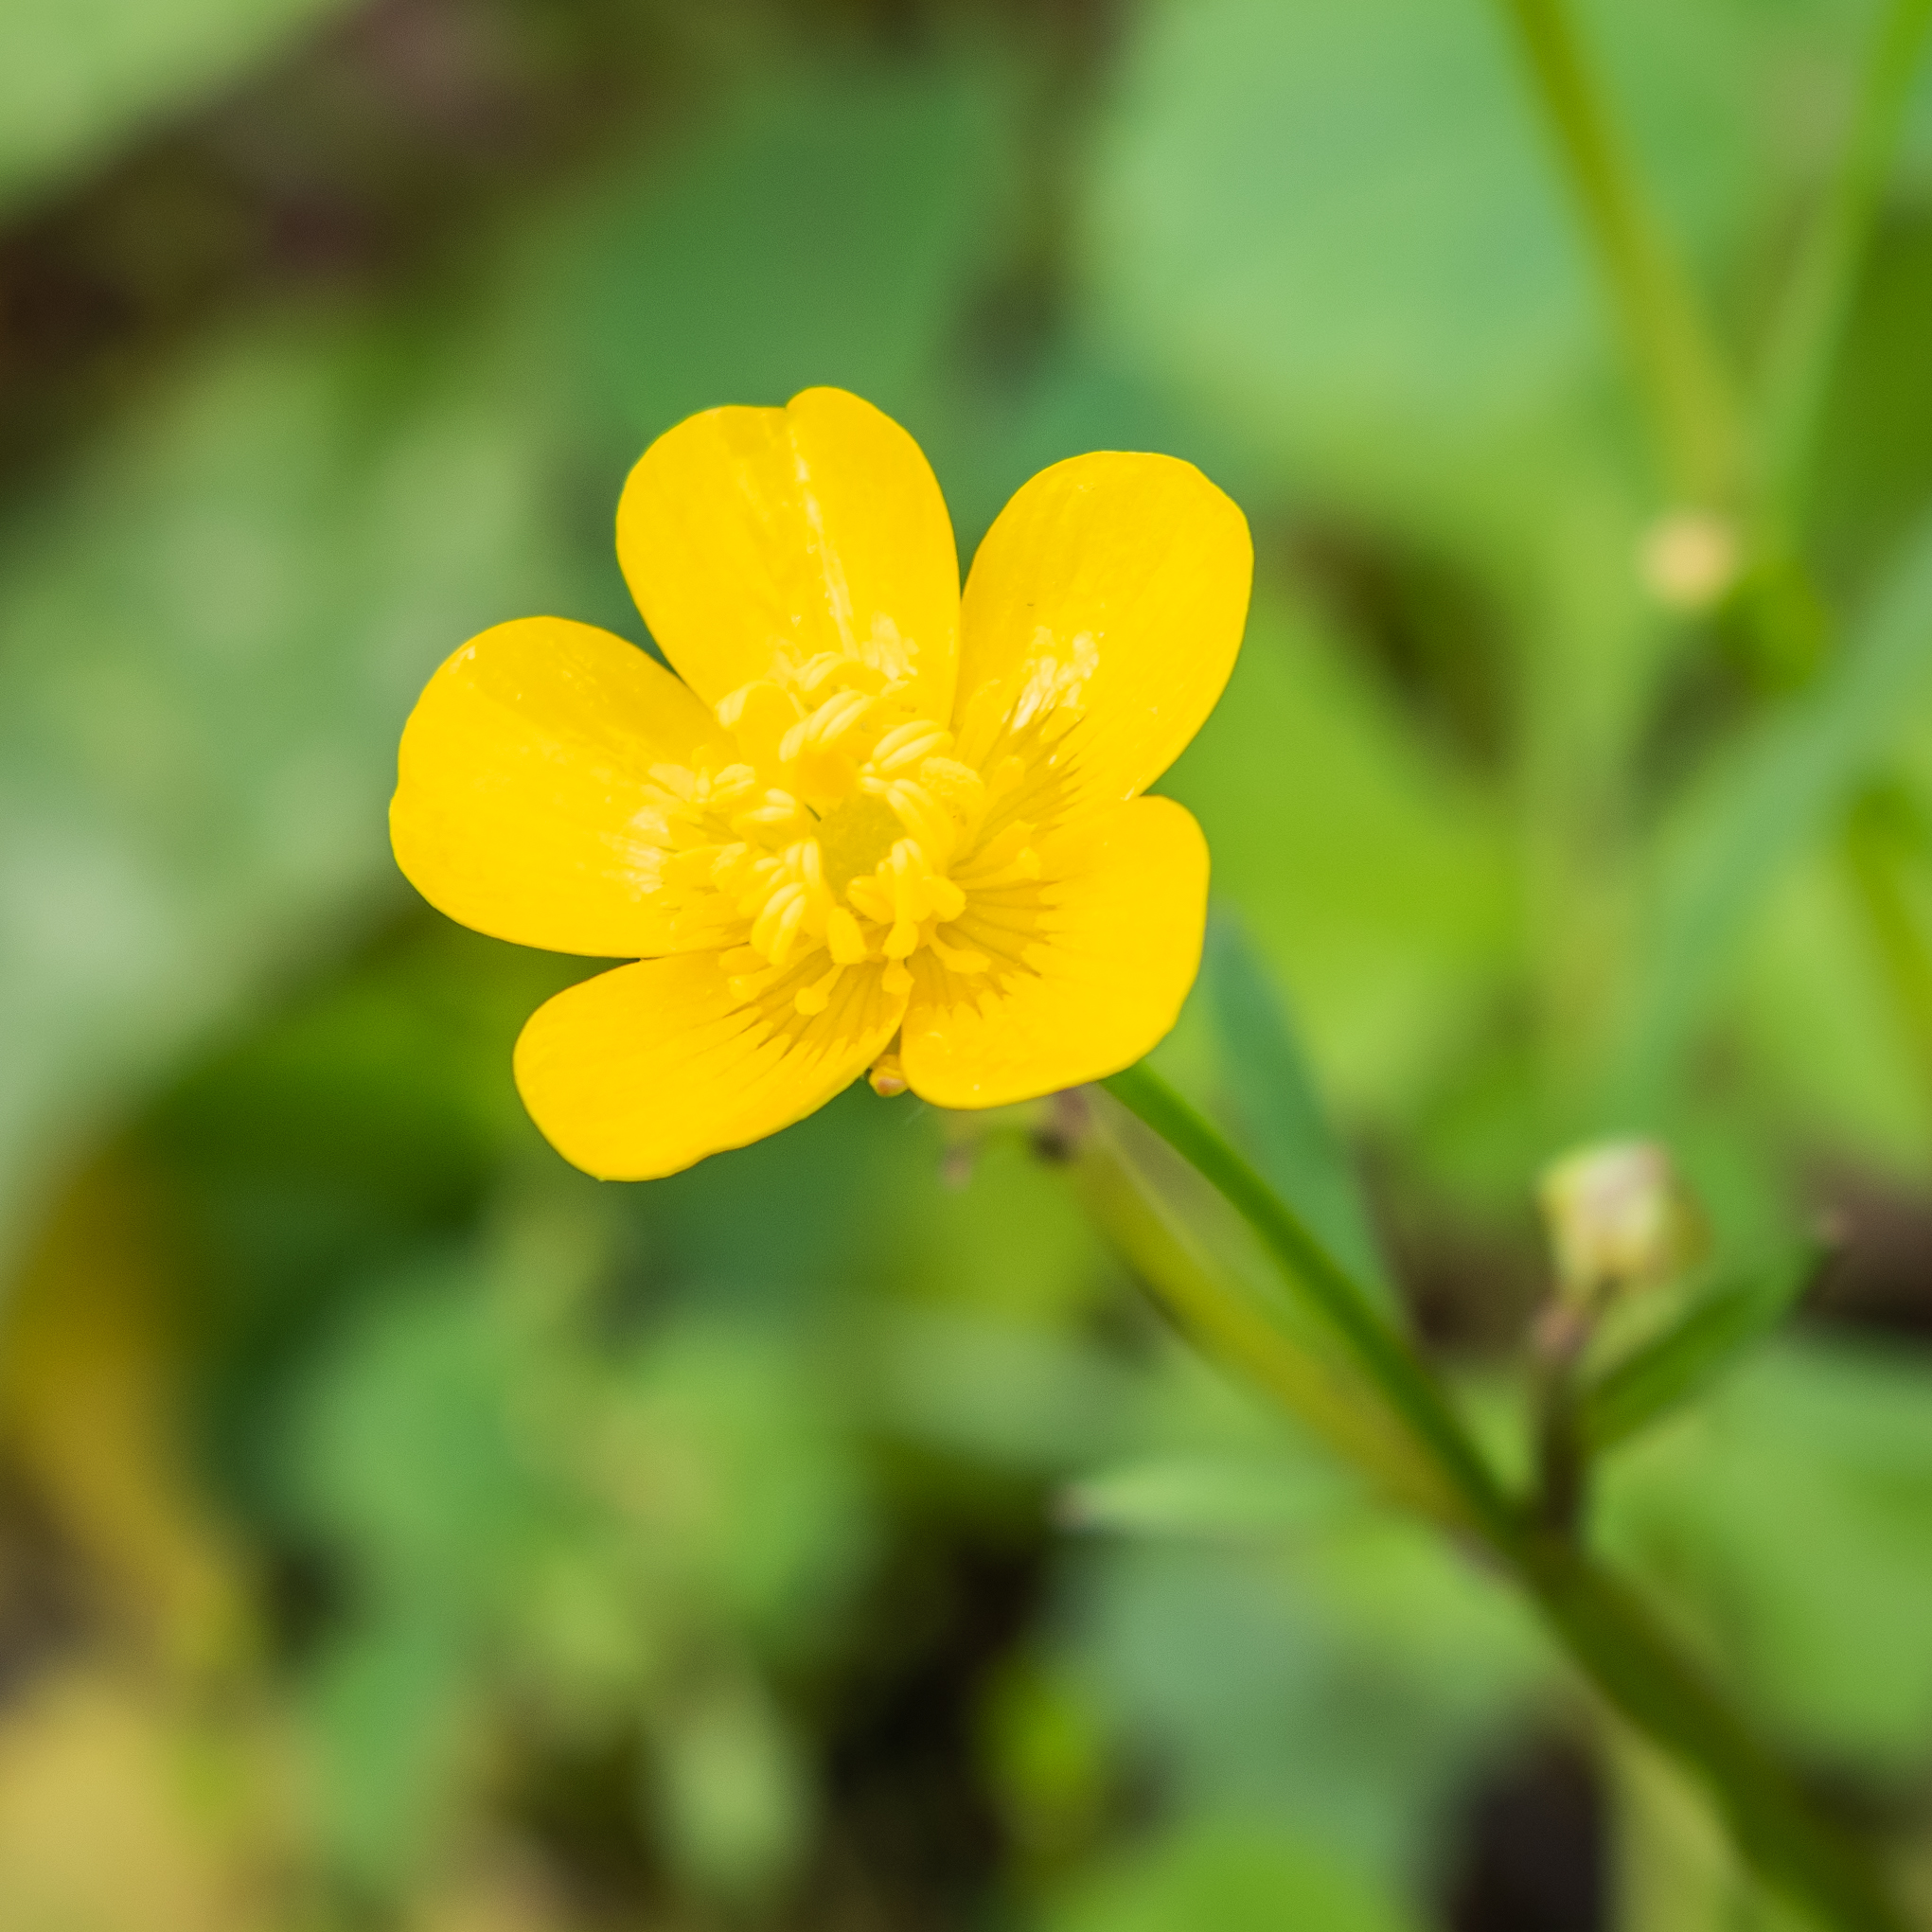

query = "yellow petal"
953;452;1250;816
391;616;718;956
515;952;908;1179
900;796;1208;1108
617;387;960;721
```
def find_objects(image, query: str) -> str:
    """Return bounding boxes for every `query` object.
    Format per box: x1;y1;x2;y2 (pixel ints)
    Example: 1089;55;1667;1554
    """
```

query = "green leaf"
1158;592;1513;1124
1199;913;1396;1310
1038;1817;1418;1932
0;310;573;1265
1059;1450;1354;1542
1082;0;1858;519
646;1665;810;1904
0;0;361;218
1085;0;1595;495
1609;511;1932;1115
1600;1337;1932;1768
1578;1245;1819;1455
535;58;1016;461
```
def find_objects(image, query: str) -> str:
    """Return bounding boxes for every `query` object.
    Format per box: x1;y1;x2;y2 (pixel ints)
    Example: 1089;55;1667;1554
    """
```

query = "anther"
873;720;952;771
826;908;869;965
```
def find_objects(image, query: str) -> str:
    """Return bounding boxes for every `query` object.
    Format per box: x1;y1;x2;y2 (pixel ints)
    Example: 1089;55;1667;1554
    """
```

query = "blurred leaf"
645;1666;809;1905
536;56;1017;466
1038;1816;1417;1932
291;1236;871;1898
1082;0;1857;528
292;1260;551;1608
1200;913;1395;1308
1814;215;1932;592
1085;0;1594;503
982;1658;1110;1869
1160;593;1512;1124
1064;1533;1540;1889
0;0;360;218
1602;1336;1932;1764
307;1606;472;1888
867;1305;1147;1477
593;1318;869;1642
1060;1450;1353;1542
0;309;576;1270
1578;1246;1818;1456
1735;843;1932;1176
1611;511;1932;1115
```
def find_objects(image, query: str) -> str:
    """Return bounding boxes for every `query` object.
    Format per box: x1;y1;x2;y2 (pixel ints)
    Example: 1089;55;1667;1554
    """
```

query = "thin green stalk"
1530;1297;1598;1534
1759;0;1932;528
1497;0;1741;504
1096;1063;1912;1932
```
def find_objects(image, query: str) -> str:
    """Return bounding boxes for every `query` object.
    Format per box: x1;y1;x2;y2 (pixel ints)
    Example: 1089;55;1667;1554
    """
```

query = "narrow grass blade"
1201;913;1396;1311
1579;1245;1819;1455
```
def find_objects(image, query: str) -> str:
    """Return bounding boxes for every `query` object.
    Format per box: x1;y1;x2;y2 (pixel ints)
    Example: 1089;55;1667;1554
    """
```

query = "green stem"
1096;1063;1911;1932
1523;1541;1910;1932
1497;0;1742;504
1530;1299;1595;1534
1758;0;1932;530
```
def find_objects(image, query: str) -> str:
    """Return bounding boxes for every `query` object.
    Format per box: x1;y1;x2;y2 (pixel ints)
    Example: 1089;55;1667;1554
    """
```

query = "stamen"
751;882;805;960
873;719;952;771
811;688;875;746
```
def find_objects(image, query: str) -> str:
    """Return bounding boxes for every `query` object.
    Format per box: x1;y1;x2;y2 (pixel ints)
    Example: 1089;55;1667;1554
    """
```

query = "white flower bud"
1537;1138;1695;1303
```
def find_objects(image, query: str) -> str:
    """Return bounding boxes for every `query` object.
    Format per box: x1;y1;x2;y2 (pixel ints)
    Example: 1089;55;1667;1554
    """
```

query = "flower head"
391;388;1251;1178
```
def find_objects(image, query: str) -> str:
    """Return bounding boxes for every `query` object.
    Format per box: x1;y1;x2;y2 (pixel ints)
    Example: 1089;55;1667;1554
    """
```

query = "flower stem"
1097;1062;1911;1932
1520;1540;1912;1932
1758;0;1932;530
1495;0;1741;505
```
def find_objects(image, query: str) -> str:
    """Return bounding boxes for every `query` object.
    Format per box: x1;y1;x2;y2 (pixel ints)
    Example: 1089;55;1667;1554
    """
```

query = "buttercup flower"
391;388;1251;1178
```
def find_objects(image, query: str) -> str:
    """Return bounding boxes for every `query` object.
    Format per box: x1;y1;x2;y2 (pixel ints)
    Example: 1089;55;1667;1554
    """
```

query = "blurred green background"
4;0;1932;1926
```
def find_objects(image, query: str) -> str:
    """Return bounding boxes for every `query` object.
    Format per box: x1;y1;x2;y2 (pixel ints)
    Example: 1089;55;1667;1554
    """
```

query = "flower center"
634;647;1064;1019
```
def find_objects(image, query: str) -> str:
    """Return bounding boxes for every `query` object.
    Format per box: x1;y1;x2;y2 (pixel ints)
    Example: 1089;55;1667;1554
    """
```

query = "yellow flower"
390;387;1251;1179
